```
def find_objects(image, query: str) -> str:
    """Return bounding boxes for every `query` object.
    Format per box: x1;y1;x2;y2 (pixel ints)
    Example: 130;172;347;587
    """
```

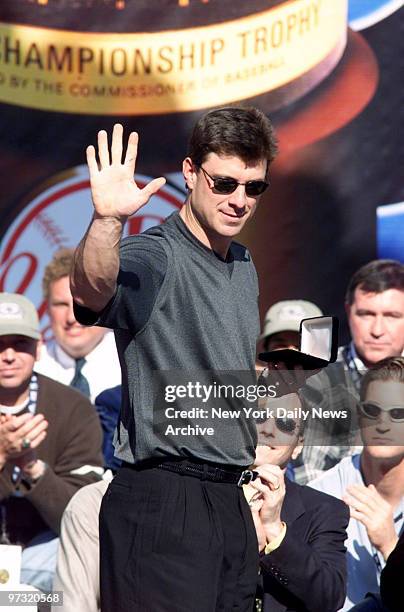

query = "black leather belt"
156;460;258;487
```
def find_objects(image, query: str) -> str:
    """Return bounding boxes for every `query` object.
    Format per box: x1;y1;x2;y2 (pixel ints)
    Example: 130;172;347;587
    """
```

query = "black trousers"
99;463;259;612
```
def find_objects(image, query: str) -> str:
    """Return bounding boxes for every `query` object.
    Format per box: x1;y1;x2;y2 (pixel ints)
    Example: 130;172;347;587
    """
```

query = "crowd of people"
0;106;403;612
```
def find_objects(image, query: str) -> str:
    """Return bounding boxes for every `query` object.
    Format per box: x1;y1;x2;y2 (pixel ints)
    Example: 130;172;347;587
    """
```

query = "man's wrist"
92;211;127;225
379;536;399;561
21;459;46;482
263;522;287;554
263;520;284;543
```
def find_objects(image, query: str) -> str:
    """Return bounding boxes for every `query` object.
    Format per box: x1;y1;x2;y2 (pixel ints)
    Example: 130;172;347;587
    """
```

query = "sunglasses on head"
198;165;269;197
358;402;404;422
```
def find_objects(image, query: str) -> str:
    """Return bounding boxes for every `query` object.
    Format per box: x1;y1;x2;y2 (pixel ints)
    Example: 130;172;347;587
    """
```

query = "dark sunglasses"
275;417;299;435
198;165;269;197
358;402;404;423
256;415;299;435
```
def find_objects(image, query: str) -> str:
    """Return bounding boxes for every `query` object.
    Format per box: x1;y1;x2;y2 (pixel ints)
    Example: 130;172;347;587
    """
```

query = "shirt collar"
349;341;367;372
52;331;108;368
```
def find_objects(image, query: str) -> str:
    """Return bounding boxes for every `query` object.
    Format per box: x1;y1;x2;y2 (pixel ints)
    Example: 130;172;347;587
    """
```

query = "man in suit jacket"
248;391;349;611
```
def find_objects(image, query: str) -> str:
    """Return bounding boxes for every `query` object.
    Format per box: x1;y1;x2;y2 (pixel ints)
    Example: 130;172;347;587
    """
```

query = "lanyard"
2;374;39;484
26;373;39;416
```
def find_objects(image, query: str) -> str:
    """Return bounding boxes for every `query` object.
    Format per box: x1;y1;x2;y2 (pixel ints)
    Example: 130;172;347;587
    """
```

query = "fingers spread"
111;123;123;165
124;131;139;174
86;145;99;177
97;129;110;169
140;177;166;202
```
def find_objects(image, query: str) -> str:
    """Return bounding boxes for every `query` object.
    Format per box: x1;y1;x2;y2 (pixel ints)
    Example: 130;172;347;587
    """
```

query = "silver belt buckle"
237;469;258;487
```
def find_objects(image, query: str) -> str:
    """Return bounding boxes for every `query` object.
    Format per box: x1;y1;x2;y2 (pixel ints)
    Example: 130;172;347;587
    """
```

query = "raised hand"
86;123;166;220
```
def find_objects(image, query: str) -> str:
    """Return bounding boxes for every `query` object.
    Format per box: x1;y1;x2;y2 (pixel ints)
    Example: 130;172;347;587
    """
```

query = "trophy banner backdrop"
0;0;402;344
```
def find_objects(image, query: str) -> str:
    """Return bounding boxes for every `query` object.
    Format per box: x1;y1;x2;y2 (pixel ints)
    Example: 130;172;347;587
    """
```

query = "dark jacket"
0;373;103;546
380;530;404;612
95;385;122;471
259;478;349;612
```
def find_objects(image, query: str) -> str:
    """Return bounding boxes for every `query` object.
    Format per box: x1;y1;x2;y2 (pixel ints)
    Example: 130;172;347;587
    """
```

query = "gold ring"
272;484;280;491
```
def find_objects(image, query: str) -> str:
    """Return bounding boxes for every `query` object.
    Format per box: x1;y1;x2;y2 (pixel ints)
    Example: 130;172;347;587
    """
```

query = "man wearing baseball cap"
0;292;103;591
260;299;323;354
258;300;328;483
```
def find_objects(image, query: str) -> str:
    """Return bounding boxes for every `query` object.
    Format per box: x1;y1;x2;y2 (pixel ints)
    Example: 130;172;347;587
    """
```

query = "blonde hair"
42;248;74;300
360;356;404;401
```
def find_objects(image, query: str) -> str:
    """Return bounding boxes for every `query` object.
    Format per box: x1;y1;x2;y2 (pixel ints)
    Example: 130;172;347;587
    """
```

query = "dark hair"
187;106;278;168
345;259;404;305
360;356;404;401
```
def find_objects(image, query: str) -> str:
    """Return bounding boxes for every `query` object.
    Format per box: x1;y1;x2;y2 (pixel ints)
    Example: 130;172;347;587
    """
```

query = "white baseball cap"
0;293;40;340
261;299;323;340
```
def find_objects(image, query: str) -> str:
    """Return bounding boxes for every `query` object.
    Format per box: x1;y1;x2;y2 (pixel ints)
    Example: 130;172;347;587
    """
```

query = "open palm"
86;123;166;219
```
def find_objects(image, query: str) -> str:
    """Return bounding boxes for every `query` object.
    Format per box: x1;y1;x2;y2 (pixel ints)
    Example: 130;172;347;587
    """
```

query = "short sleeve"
74;235;167;334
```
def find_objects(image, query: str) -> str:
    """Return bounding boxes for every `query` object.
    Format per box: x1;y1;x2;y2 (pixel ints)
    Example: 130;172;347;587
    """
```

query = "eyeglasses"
198;165;269;197
358;402;404;422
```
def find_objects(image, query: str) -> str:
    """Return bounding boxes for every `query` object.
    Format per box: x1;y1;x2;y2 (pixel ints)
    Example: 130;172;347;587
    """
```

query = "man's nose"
259;418;276;437
66;302;77;325
370;315;386;337
229;185;247;210
1;347;15;361
375;411;391;432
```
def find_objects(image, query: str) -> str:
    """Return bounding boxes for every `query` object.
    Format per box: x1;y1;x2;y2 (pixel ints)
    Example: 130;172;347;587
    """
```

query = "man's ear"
182;157;196;191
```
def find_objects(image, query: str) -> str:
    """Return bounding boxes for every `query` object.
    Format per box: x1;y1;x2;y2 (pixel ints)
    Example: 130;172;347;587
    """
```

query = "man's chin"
361;349;393;367
58;339;89;359
365;445;404;461
58;332;105;359
217;219;247;237
0;377;21;387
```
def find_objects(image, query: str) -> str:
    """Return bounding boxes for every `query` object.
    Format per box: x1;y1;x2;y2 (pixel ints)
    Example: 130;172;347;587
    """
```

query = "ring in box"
259;316;339;370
